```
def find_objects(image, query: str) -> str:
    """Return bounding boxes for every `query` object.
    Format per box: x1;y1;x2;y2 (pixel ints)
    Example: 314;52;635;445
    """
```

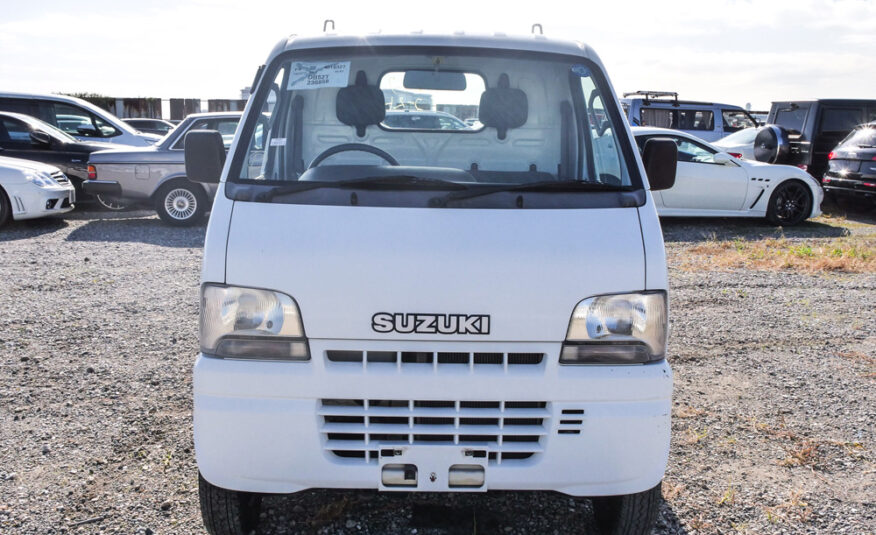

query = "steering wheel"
307;143;400;169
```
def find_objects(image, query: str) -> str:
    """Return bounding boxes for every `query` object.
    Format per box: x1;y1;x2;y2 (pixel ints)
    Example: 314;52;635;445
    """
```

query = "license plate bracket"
377;444;488;492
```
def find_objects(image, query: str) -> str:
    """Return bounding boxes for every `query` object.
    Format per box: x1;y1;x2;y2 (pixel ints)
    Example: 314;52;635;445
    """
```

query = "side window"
820;108;864;133
675;137;717;164
172;119;211;150
50;102;120;138
722;110;756;132
215;119;240;148
579;75;626;185
0;117;33;147
867;108;876;123
678;110;714;131
0;98;36;115
641;108;674;128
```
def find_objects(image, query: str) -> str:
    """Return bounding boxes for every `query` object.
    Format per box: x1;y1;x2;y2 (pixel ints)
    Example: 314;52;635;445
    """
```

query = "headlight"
200;284;309;360
25;172;59;188
560;291;667;364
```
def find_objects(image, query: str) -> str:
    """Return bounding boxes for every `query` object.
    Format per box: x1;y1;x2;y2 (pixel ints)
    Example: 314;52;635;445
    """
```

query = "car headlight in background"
25;172;60;188
200;284;309;360
561;291;667;364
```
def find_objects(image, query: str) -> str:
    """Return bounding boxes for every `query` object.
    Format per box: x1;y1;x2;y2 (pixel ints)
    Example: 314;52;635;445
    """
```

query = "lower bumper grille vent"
320;399;549;464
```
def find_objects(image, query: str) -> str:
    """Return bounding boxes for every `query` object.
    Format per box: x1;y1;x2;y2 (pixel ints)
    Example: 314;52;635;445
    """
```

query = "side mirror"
642;137;677;191
713;152;735;165
76;125;100;137
185;130;225;184
30;130;52;146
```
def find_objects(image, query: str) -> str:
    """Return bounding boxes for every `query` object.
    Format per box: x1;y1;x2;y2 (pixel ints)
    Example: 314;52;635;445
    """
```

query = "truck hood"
224;202;646;342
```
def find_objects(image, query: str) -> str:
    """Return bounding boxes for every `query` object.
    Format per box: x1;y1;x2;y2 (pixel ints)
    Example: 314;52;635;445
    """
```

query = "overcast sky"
1;0;873;110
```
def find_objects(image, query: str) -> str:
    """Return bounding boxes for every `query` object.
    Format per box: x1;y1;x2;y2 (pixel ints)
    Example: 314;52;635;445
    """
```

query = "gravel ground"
1;206;874;535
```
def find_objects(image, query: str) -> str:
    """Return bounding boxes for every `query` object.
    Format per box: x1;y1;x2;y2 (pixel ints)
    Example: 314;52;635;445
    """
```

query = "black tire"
591;482;662;535
154;179;207;226
754;125;790;164
199;473;262;535
766;180;813;226
0;187;11;229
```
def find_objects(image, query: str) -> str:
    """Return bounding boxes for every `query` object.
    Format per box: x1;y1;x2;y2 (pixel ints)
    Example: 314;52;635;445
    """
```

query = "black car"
754;99;876;178
0;111;118;200
822;122;876;202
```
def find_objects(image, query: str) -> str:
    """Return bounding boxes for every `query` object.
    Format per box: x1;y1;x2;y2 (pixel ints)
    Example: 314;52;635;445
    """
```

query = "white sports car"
0;156;75;229
632;127;823;225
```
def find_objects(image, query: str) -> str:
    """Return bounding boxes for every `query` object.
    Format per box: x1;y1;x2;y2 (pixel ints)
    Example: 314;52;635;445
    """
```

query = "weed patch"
674;236;876;273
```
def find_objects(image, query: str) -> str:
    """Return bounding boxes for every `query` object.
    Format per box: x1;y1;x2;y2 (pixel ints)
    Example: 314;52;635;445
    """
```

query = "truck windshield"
230;48;639;199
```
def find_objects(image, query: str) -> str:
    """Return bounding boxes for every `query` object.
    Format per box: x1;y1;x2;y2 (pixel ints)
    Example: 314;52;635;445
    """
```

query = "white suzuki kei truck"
185;31;678;535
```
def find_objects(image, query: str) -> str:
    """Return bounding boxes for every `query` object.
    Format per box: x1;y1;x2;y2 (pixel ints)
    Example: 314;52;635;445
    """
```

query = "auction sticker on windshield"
288;61;351;90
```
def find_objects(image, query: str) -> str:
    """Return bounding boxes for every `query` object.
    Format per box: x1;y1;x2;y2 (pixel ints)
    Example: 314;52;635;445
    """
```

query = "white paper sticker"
288;61;351;90
269;137;286;146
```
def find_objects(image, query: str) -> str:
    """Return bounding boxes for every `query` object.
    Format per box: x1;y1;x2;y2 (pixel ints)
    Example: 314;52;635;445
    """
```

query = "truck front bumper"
194;340;672;497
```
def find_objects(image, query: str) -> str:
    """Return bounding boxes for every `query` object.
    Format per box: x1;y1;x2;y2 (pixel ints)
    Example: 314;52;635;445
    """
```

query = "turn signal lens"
87;165;97;179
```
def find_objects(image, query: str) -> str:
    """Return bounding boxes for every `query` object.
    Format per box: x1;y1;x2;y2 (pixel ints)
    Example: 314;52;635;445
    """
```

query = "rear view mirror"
642;137;677;191
30;130;52;146
403;70;467;91
185;130;225;184
713;152;734;165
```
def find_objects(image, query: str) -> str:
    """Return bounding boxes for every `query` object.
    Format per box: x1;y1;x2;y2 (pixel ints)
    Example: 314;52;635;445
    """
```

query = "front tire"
0;187;11;229
199;473;262;535
154;180;207;226
766;180;812;226
591;482;662;535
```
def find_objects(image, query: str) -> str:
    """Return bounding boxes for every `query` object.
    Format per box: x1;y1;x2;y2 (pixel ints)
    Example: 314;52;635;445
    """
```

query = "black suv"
754;99;876;178
822;122;876;202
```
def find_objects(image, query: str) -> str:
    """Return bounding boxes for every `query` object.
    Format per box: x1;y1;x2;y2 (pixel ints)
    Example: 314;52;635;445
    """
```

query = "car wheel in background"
154;180;207;226
590;482;662;535
766;180;812;226
96;194;129;211
199;473;262;535
0;187;11;229
754;125;791;164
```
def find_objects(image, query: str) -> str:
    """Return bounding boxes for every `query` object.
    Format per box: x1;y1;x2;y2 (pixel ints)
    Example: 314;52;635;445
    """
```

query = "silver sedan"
85;112;241;225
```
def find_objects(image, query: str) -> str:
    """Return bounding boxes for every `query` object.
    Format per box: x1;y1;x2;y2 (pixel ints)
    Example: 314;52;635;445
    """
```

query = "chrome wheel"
164;188;197;221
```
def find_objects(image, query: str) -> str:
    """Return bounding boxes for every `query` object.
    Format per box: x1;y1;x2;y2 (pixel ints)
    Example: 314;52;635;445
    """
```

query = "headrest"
336;71;386;137
478;73;528;140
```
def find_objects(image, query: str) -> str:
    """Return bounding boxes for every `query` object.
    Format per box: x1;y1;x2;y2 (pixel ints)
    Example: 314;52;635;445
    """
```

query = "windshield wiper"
255;175;468;201
428;180;629;207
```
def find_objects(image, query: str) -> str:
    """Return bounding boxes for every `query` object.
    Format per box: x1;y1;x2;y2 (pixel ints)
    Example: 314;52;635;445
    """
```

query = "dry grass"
682;427;709;445
763;490;813;524
674;236;876;273
779;440;820;467
675;405;707;419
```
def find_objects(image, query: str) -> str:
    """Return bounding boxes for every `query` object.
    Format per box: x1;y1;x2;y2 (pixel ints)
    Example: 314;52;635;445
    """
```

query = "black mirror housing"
185;130;225;184
642;137;677;191
30;130;52;146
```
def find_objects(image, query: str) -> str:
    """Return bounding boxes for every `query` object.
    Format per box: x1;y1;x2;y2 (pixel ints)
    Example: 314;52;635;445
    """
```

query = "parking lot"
0;203;873;534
